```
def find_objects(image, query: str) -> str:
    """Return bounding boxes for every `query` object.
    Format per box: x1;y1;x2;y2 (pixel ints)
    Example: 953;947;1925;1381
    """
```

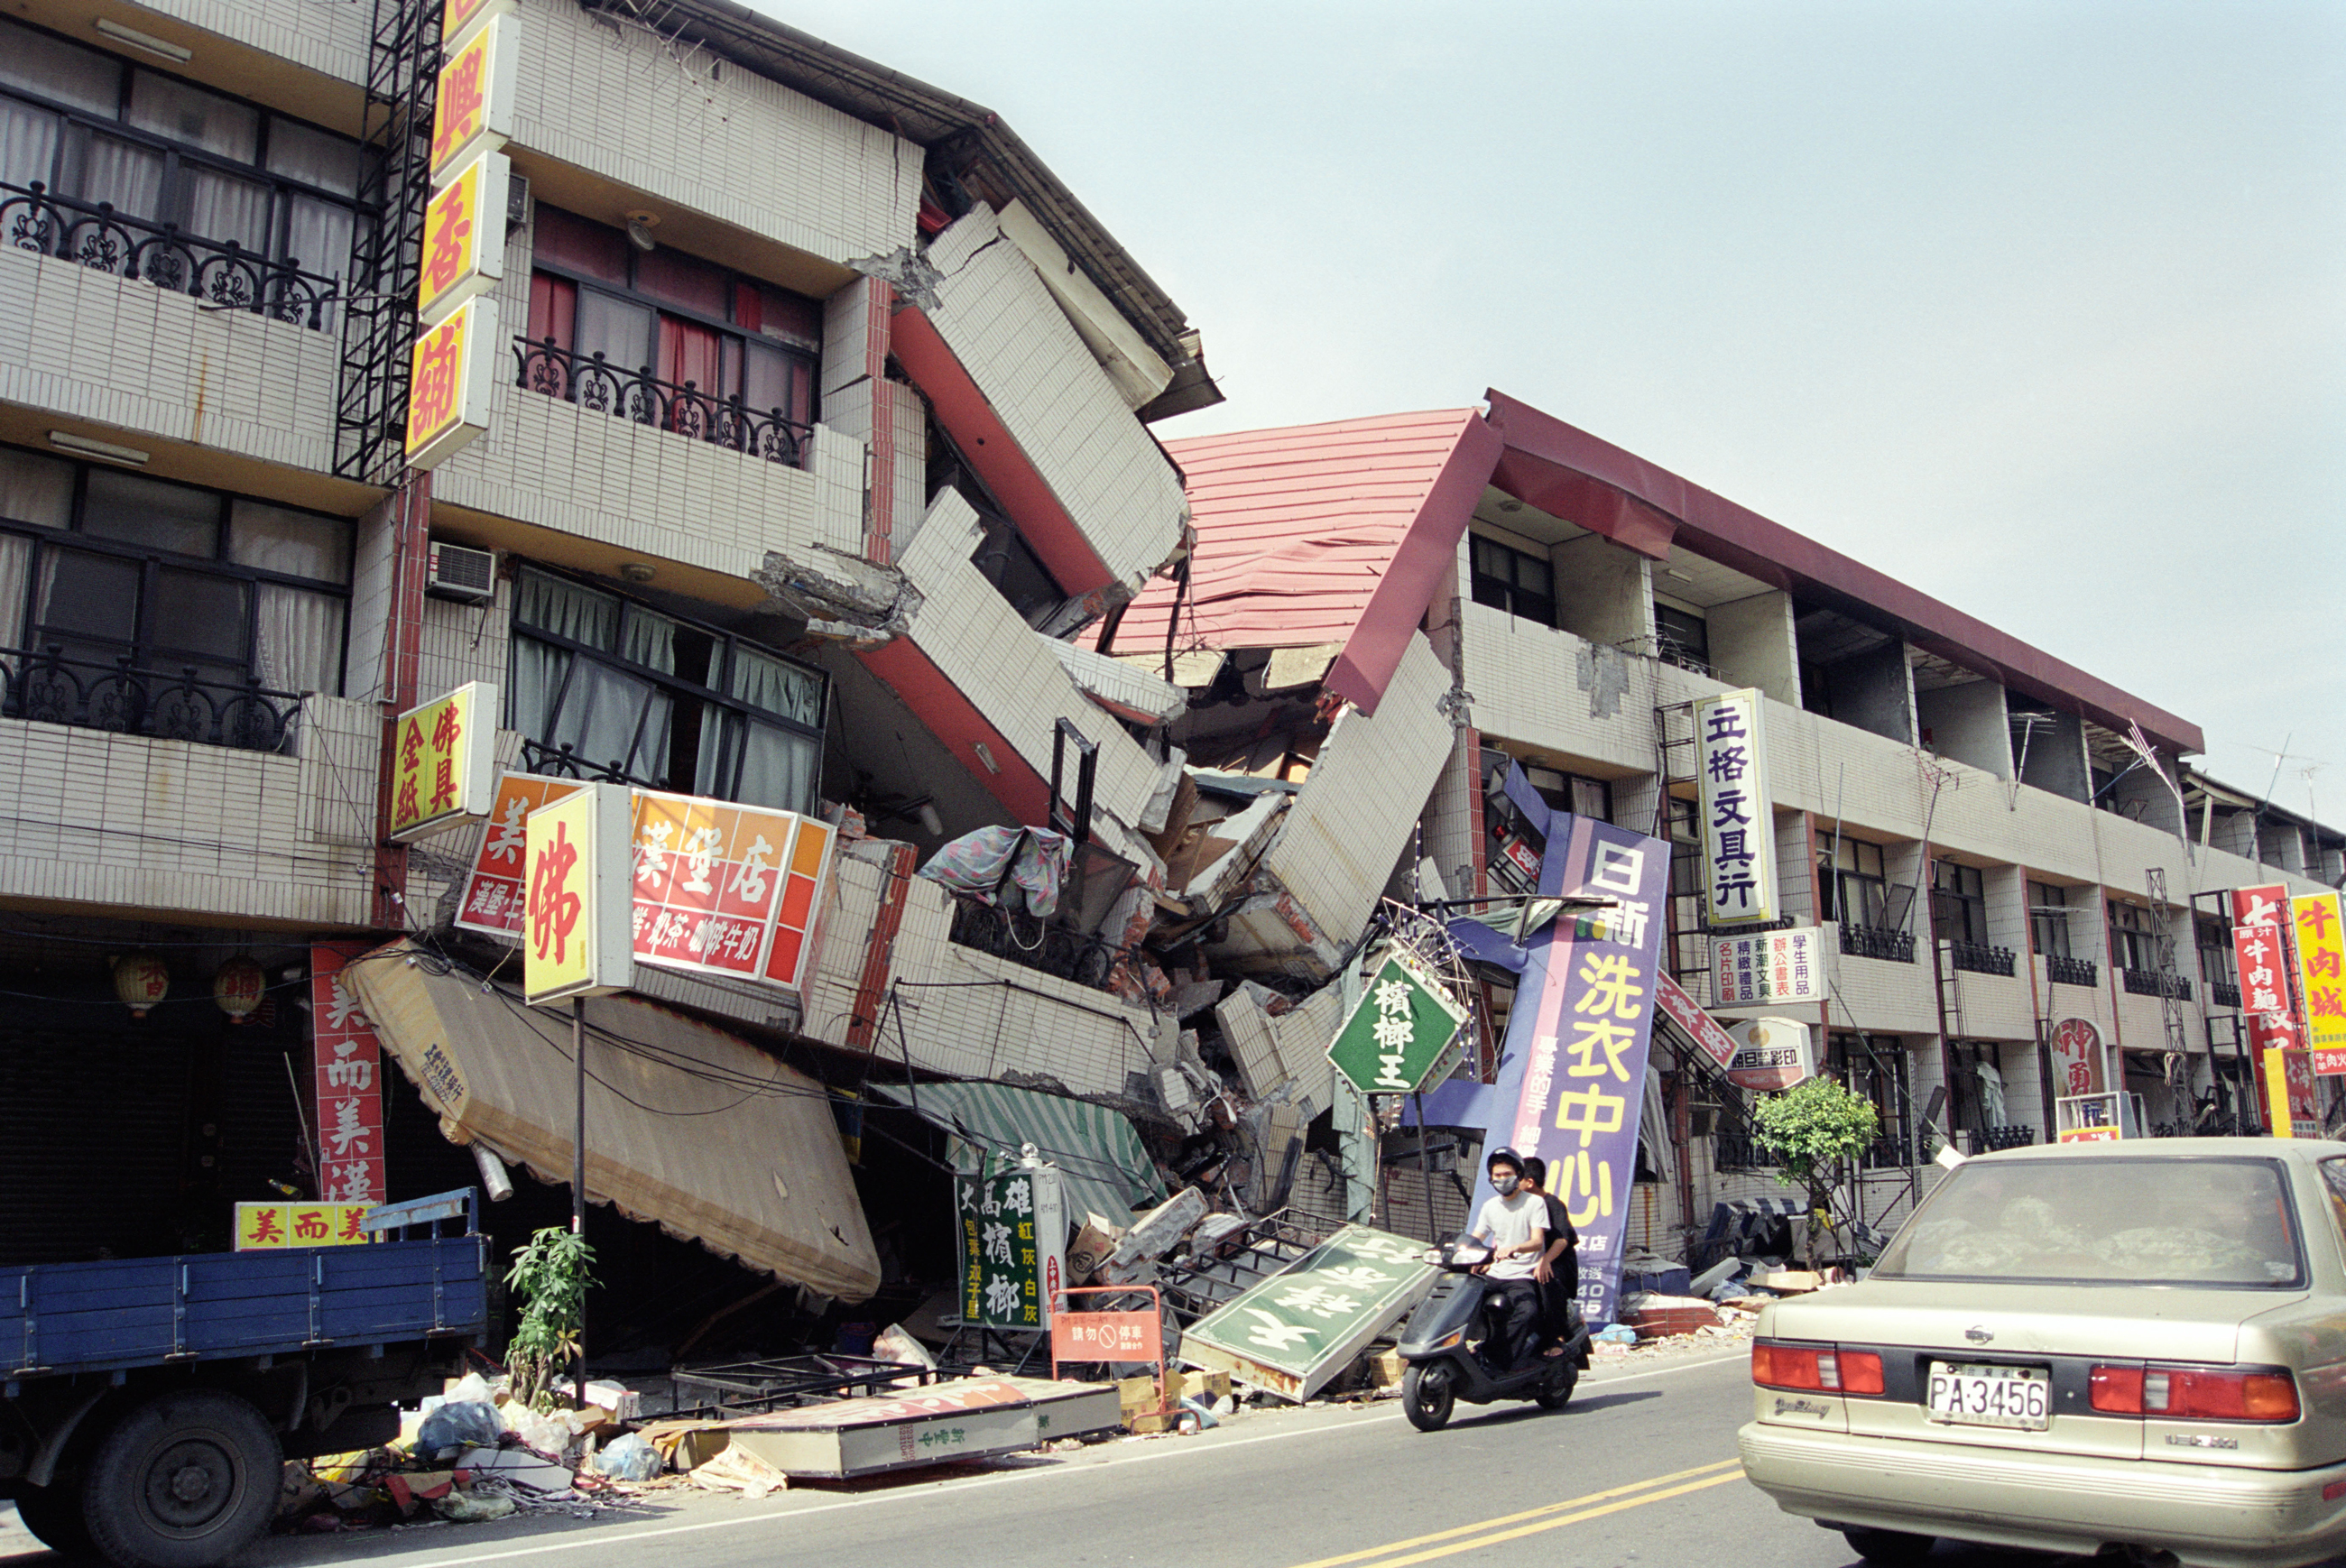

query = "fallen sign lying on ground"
680;1376;1122;1480
1176;1224;1438;1402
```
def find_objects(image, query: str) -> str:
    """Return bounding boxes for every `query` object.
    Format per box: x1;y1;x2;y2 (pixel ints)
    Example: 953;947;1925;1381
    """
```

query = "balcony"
1840;924;1917;964
2120;967;2193;1001
4;646;300;753
1945;940;2017;978
2046;954;2099;989
2;181;341;330
514;337;813;468
2211;979;2242;1010
946;895;1124;992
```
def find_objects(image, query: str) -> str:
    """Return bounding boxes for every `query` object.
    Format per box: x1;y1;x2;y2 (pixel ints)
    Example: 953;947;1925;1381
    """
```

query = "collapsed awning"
869;1080;1166;1225
350;942;881;1302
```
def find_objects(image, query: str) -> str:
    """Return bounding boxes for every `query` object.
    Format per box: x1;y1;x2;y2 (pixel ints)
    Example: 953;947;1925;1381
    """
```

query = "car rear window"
1873;1157;2305;1288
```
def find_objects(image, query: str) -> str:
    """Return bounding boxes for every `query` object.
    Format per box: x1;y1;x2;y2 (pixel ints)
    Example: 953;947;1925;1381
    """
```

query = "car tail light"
1752;1340;1884;1397
2089;1363;2300;1423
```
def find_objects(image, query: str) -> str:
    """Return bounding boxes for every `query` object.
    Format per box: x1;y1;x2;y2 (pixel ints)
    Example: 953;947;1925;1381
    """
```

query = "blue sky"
774;0;2345;812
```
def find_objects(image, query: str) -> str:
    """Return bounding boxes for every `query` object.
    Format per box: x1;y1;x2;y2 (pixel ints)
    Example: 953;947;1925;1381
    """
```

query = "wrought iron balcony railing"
1946;939;2018;978
2045;954;2099;988
2120;967;2193;1001
514;337;814;468
1;181;342;329
1967;1124;2037;1154
514;738;667;791
1839;923;1916;964
3;645;299;752
2211;979;2242;1009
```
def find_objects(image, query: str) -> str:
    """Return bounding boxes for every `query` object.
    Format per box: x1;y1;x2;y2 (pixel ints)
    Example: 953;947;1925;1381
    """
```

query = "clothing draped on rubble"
870;1080;1165;1223
916;826;1073;918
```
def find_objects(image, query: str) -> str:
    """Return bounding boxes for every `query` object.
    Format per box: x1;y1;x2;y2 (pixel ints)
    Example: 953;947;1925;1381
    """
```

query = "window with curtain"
0;444;349;697
0;15;365;298
508;567;826;814
1929;860;1989;947
2108;901;2159;973
2027;881;2072;960
522;205;821;463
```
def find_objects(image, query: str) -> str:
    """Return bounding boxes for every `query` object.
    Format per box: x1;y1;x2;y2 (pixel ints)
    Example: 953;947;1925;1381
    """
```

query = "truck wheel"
1842;1526;1935;1565
82;1392;282;1568
15;1476;97;1558
1400;1365;1455;1432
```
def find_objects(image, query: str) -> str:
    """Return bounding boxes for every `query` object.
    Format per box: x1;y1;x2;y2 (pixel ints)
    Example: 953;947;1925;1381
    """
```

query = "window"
1929;860;1989;946
1653;602;1710;669
1818;837;1889;928
1469;535;1555;628
0;445;348;740
522;206;820;466
507;567;826;815
2197;918;2237;990
2027;881;2071;960
0;16;362;313
2108;900;2159;973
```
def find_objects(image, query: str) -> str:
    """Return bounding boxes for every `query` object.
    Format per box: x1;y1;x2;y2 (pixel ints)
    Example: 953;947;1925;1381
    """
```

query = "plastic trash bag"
414;1401;501;1461
595;1432;660;1481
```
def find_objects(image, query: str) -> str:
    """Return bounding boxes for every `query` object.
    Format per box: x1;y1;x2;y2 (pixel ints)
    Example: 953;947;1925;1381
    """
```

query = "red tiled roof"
1111;410;1488;657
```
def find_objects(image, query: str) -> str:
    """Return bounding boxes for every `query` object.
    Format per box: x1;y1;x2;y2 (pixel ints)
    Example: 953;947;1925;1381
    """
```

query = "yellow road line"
1356;1472;1745;1567
1285;1458;1742;1568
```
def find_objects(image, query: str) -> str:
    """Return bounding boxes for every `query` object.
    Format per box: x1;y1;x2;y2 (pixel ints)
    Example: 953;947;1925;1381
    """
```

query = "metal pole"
571;997;586;1407
1412;1090;1437;1242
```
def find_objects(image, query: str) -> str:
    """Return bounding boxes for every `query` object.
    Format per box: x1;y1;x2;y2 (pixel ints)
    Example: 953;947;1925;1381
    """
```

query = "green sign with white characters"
1325;951;1467;1097
1178;1224;1440;1400
956;1162;1067;1330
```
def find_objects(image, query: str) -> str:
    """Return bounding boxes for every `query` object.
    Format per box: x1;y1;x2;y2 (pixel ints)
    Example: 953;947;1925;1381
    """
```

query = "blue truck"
1;1190;489;1568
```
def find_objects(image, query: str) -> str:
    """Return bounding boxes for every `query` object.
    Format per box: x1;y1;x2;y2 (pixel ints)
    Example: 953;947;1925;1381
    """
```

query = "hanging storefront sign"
1177;1225;1438;1402
310;942;389;1204
1655;972;1739;1069
956;1162;1067;1332
2047;1016;2106;1098
2259;1047;2322;1139
1693;688;1777;927
2231;884;2304;1085
111;952;169;1017
402;295;501;471
427;13;518;183
1726;1017;1814;1093
235;1202;374;1250
522;783;634;1005
1325;949;1467;1097
1711;926;1822;1006
2290;893;2345;1066
460;774;837;995
1470;798;1672;1328
387;680;497;840
417;150;510;327
2055;1092;2128;1142
440;0;513;55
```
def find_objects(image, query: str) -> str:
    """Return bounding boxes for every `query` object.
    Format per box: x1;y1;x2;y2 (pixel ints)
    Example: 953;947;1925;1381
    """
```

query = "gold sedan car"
1739;1139;2346;1568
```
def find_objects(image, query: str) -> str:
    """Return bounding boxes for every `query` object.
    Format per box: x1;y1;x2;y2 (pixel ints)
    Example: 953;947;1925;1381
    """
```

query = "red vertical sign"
310;942;389;1203
2231;884;2301;1133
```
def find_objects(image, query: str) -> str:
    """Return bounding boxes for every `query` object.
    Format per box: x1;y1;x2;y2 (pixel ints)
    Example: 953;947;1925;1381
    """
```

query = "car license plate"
1926;1362;2050;1430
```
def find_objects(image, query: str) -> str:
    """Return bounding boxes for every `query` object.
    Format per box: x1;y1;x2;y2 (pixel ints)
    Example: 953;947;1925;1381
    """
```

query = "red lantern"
213;955;266;1023
112;952;170;1018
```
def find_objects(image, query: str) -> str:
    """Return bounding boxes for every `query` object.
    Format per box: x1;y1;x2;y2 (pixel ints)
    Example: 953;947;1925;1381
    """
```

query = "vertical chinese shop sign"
1694;688;1778;927
2291;892;2345;1072
956;1163;1067;1331
1472;799;1672;1328
2231;884;2304;1128
310;942;388;1204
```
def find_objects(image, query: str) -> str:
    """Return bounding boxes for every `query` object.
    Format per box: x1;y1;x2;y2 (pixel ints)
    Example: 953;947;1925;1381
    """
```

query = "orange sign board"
403;296;499;470
419;152;508;327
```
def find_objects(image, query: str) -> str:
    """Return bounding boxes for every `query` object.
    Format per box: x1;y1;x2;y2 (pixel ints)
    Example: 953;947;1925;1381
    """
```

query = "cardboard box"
1761;1270;1822;1295
1067;1213;1126;1283
1167;1368;1230;1405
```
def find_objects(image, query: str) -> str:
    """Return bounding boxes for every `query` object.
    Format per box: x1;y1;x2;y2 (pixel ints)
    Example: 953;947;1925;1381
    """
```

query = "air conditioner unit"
425;541;497;604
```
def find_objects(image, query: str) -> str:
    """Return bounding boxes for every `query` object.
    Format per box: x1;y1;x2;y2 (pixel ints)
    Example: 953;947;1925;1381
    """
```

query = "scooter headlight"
1429;1330;1463;1351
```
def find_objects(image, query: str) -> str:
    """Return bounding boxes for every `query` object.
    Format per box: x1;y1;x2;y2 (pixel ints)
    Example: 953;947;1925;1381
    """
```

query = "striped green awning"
871;1081;1167;1225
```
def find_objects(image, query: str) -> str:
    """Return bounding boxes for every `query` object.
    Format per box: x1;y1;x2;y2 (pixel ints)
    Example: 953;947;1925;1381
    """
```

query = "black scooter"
1393;1239;1592;1432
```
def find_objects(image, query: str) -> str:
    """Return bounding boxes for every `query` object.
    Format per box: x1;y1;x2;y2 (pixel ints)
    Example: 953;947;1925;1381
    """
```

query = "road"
4;1351;2112;1568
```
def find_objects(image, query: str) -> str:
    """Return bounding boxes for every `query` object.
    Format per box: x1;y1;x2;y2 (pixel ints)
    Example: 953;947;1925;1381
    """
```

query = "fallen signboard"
712;1376;1120;1479
1176;1224;1437;1402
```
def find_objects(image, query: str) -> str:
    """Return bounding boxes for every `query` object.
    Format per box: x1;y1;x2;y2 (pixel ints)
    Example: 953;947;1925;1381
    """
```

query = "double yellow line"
1284;1458;1744;1568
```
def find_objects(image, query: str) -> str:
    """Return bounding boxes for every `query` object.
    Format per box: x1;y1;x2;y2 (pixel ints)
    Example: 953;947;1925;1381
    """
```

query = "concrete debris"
750;546;921;641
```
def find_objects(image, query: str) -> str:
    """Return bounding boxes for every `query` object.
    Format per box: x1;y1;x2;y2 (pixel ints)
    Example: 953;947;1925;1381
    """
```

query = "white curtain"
0;533;29;658
63;130;163;225
546;659;660;779
514;571;618;650
0;449;71;529
227;500;348;580
621;608;677;674
0;100;57;193
728;643;821;725
506;636;568;744
183;166;271;255
254;584;342;695
722;717;816;815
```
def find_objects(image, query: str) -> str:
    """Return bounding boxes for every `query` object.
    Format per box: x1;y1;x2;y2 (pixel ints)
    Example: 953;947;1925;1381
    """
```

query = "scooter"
1393;1239;1593;1432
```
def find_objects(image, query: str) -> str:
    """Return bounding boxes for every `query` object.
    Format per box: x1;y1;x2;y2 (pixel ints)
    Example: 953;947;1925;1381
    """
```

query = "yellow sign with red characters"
419;152;509;327
388;681;497;840
428;14;517;185
236;1202;374;1250
441;0;512;54
523;782;634;1005
403;295;499;469
2294;892;2346;1060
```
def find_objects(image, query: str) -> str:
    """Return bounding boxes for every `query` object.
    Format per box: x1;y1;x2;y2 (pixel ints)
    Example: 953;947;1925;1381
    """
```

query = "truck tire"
15;1476;97;1559
82;1392;282;1568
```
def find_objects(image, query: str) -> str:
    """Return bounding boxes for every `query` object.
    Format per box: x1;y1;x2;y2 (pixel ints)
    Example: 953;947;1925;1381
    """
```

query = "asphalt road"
0;1351;2147;1568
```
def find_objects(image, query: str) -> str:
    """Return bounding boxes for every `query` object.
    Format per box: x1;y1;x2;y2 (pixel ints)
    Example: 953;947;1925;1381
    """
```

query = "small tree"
504;1227;597;1408
1751;1077;1880;1270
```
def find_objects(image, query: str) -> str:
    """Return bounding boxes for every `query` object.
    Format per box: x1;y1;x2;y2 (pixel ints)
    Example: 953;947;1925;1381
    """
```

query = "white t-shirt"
1472;1189;1545;1281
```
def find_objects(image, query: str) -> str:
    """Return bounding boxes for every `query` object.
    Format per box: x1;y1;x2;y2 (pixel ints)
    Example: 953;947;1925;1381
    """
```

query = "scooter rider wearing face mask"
1465;1148;1547;1373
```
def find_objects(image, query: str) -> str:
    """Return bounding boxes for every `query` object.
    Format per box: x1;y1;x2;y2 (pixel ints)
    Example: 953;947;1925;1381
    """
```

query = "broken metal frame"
1153;1209;1327;1325
666;1353;946;1418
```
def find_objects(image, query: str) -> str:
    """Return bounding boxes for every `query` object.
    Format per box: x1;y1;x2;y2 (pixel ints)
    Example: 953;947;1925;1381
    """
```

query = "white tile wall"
137;0;368;87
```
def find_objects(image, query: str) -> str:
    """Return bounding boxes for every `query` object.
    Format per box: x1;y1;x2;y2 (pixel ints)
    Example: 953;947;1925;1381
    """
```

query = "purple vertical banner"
1469;780;1672;1328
